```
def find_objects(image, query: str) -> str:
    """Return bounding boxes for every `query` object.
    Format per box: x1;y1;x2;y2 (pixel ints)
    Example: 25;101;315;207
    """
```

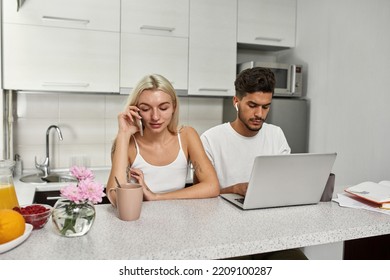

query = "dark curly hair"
234;67;275;99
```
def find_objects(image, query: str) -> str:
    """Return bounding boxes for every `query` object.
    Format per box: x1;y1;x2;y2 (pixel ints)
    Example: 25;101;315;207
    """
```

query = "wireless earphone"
235;103;238;112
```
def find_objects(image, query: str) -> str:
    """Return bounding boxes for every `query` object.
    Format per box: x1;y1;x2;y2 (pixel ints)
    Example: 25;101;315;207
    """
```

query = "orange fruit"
0;209;26;244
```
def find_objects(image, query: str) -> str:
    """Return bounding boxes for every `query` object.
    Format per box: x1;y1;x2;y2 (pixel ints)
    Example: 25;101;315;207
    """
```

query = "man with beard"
196;67;307;259
199;67;290;196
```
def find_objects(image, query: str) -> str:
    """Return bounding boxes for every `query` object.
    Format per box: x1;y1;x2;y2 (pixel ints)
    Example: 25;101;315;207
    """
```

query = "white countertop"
2;197;390;260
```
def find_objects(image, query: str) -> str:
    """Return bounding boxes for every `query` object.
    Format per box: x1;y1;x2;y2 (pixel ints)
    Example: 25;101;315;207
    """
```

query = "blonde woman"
107;74;219;203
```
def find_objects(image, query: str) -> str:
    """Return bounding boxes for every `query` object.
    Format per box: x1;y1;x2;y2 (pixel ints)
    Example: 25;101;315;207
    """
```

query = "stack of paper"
333;193;390;216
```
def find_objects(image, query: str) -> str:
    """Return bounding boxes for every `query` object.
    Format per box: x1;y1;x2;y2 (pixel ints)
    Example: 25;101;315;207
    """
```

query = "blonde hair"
124;74;179;134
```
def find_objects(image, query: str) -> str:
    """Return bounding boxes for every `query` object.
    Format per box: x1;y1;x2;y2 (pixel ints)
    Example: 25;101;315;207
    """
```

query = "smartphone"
136;118;143;136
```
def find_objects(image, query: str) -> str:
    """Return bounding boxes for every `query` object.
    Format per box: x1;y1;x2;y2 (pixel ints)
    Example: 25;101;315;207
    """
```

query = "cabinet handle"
255;36;283;42
140;25;175;32
46;196;62;201
42;16;90;25
42;82;90;88
198;88;228;92
290;65;296;94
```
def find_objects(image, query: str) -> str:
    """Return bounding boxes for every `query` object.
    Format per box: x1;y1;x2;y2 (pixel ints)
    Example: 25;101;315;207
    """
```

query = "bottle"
0;160;20;209
14;154;23;177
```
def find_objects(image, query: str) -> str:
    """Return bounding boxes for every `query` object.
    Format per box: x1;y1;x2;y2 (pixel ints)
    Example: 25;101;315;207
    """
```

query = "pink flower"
78;179;105;204
60;184;83;203
60;166;105;204
70;166;94;181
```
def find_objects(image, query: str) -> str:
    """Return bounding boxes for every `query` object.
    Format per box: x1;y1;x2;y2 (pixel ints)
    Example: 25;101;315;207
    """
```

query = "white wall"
279;0;390;194
277;0;390;259
14;93;223;171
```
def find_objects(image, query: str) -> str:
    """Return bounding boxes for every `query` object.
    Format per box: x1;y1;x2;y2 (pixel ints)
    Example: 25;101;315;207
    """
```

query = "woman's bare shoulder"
179;126;199;138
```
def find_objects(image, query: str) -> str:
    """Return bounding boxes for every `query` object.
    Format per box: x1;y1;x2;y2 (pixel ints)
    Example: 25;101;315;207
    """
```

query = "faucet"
35;125;63;177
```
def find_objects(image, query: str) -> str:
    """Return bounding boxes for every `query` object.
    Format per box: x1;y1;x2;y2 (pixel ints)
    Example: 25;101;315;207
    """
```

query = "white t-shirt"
200;122;291;188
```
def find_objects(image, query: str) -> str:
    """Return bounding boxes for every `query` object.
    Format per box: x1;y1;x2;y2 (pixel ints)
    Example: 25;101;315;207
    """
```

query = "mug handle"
108;188;117;208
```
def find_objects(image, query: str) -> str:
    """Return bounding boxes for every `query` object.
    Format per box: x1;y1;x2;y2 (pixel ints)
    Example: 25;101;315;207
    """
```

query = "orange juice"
0;184;20;209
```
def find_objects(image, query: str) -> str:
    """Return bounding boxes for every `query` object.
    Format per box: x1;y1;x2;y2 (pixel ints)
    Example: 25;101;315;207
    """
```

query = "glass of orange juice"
0;160;20;209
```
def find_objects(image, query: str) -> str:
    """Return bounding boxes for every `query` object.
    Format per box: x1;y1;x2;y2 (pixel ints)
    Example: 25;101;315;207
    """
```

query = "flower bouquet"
52;166;106;237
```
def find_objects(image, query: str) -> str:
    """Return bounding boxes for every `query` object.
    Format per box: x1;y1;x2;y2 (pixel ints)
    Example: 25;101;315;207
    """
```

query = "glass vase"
52;199;96;237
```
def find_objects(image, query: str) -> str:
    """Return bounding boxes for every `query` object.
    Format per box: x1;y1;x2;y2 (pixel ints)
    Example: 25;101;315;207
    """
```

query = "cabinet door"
188;0;237;96
238;0;296;48
121;0;189;37
3;0;120;32
120;33;188;91
3;24;120;93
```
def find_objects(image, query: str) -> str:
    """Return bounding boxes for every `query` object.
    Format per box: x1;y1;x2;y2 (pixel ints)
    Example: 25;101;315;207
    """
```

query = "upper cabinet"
188;0;237;96
2;0;120;93
1;0;297;95
3;0;119;31
237;0;297;49
120;0;189;93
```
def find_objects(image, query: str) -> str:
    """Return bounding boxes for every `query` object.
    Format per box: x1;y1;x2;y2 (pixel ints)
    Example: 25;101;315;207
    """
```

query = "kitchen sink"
33;187;110;206
20;172;77;184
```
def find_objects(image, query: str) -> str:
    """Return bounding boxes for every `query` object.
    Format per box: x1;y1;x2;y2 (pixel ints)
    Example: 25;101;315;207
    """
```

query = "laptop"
220;153;337;210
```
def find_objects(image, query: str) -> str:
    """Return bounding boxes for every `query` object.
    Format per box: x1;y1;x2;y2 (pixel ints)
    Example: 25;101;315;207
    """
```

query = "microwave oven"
237;61;303;97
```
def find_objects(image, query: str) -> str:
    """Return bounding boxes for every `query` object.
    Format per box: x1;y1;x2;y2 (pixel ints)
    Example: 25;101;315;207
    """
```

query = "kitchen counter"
2;197;390;259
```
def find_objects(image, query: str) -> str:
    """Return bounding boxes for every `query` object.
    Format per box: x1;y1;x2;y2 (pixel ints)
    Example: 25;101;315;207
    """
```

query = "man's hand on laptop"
220;183;248;196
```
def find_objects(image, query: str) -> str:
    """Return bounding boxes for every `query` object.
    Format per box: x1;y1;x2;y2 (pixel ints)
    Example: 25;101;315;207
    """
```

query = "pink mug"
109;183;143;221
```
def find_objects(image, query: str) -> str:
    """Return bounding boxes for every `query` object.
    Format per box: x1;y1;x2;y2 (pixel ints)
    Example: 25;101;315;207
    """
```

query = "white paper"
332;193;390;216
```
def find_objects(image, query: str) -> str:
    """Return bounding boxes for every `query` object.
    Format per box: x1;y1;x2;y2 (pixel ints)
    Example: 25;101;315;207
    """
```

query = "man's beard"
238;114;266;132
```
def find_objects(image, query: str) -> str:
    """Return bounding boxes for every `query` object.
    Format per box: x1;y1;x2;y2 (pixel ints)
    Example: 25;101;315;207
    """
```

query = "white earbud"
235;103;238;112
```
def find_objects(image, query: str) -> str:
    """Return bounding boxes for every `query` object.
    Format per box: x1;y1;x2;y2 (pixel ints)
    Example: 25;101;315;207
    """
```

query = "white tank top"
129;133;188;193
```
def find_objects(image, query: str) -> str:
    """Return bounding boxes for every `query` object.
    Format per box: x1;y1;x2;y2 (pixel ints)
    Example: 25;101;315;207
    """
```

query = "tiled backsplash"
14;92;224;171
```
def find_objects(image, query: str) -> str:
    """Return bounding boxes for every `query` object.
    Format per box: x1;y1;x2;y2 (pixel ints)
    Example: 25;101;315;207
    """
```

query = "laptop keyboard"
235;198;244;204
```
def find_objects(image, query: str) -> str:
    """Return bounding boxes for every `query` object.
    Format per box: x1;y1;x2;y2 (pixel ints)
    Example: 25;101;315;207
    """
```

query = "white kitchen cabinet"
2;0;120;93
3;24;119;93
120;0;189;92
121;34;188;91
121;0;189;37
238;0;297;48
3;0;120;32
188;0;237;96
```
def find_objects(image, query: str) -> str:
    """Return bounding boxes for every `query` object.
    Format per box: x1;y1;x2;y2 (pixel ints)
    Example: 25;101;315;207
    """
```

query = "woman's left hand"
129;168;158;201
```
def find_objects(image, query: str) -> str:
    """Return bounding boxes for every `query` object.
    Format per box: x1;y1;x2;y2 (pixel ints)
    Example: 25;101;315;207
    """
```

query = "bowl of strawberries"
13;204;52;230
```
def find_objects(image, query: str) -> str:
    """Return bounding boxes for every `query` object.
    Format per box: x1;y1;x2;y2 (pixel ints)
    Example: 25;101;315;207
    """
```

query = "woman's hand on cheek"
118;106;141;135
